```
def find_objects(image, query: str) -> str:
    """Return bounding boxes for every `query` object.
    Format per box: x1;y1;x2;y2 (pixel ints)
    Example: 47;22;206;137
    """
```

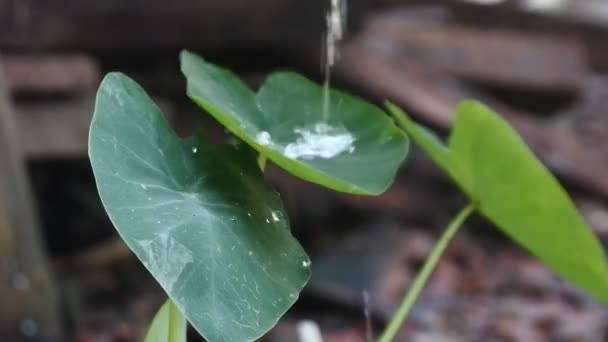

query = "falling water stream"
323;0;347;120
255;0;354;161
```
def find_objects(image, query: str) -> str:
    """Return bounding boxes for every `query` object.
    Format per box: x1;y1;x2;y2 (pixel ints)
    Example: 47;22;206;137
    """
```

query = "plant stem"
258;154;267;171
144;299;187;342
167;299;187;342
378;203;476;342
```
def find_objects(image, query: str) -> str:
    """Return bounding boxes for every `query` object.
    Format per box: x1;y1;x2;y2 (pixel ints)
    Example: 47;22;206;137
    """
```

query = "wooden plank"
0;0;369;51
13;95;174;157
2;54;100;94
359;14;588;91
335;43;608;199
0;59;62;340
15;95;95;157
413;0;608;71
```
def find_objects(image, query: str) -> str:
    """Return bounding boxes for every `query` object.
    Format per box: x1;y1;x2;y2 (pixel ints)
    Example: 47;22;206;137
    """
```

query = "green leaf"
388;101;608;303
144;300;187;342
89;73;311;342
180;50;408;195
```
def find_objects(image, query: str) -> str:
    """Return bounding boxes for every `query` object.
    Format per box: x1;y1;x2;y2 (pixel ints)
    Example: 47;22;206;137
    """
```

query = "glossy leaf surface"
181;50;408;195
89;73;311;341
388;100;608;303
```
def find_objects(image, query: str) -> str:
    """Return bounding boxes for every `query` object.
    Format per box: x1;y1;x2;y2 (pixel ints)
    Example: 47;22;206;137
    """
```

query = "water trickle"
323;0;347;120
140;184;148;190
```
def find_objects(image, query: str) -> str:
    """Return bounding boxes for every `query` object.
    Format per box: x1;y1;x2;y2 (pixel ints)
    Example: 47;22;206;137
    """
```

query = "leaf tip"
455;99;492;117
179;49;197;65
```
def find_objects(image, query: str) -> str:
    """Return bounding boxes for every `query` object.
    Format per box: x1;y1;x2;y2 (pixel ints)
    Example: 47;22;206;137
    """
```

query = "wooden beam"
0;59;62;340
0;0;369;51
361;15;589;91
336;43;608;199
2;54;100;94
13;94;173;158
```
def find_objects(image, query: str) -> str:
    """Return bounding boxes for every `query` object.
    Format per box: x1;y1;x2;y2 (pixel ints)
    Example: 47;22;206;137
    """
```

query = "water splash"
255;124;356;160
323;0;347;120
284;123;355;160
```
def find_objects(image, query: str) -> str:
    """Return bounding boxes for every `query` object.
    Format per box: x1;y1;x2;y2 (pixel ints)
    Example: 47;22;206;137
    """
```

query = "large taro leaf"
180;50;408;195
89;73;311;342
387;101;608;303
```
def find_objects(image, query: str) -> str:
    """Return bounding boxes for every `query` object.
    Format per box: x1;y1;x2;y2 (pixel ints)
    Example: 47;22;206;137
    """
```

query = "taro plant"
88;51;608;342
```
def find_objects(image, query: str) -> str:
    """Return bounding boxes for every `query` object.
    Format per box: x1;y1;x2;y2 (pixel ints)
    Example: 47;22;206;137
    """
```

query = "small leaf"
89;73;311;341
144;300;187;342
181;50;408;195
388;101;608;303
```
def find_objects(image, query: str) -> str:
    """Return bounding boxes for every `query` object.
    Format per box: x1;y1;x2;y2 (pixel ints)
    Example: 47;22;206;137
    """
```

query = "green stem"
257;154;267;171
144;299;187;342
378;203;476;342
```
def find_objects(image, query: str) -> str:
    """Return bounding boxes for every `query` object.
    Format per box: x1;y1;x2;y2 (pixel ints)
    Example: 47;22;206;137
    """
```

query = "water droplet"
12;273;30;292
289;293;296;298
247;213;252;217
271;211;280;222
265;218;270;224
302;260;311;268
256;131;273;146
248;251;253;256
192;147;198;153
20;318;38;337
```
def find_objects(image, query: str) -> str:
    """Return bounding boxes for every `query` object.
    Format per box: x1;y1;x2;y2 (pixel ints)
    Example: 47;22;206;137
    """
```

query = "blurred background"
1;0;608;341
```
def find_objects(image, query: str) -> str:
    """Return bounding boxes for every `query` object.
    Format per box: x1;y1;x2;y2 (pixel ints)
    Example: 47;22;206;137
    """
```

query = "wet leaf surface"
89;73;311;342
181;51;409;195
